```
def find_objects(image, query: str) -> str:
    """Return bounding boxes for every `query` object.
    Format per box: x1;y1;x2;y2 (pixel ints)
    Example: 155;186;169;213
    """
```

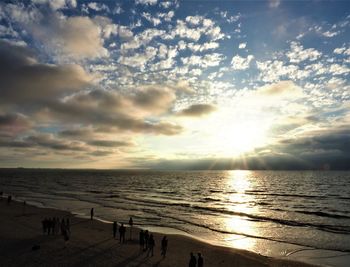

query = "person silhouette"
147;234;155;257
139;230;145;252
113;221;117;239
161;236;168;257
189;252;196;267
198;253;203;267
129;217;133;240
90;208;94;220
119;223;126;243
144;230;149;251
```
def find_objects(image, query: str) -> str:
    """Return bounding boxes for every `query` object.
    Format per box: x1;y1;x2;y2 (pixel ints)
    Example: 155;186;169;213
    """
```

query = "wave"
295;210;350;219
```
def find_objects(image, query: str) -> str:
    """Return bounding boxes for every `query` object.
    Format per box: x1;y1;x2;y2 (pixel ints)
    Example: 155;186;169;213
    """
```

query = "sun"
197;106;272;157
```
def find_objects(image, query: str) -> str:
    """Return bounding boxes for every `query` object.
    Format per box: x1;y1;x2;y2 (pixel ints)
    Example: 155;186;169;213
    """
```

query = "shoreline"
0;198;320;267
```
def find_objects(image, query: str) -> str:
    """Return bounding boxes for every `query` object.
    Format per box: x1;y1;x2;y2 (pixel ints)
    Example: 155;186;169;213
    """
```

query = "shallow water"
1;169;350;265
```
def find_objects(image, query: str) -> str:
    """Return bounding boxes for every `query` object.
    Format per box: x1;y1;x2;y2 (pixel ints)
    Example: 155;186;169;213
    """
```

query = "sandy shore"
0;199;319;267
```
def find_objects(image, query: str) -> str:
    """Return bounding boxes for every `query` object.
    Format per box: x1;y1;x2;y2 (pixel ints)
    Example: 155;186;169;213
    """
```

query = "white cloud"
142;12;161;26
334;46;350;55
118;46;158;70
87;2;110;12
257;60;310;82
135;0;157;5
170;18;225;42
121;28;165;51
238;42;246;49
269;0;280;8
157;11;174;22
287;41;321;63
171;20;202;41
231;55;254;70
182;53;225;68
32;0;76;10
187;42;219;52
329;64;350;75
322;30;340;38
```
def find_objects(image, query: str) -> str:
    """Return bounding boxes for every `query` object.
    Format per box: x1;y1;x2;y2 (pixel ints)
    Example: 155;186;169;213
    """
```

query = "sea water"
1;169;349;266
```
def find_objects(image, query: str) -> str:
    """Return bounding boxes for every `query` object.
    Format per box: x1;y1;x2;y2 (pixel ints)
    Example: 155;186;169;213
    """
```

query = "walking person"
161;236;168;257
113;221;117;239
90;208;94;220
147;234;155;257
61;218;69;248
198;253;204;267
189;252;196;267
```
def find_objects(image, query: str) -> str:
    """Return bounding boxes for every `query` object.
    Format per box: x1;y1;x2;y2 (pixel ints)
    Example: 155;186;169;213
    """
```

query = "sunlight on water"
223;170;257;250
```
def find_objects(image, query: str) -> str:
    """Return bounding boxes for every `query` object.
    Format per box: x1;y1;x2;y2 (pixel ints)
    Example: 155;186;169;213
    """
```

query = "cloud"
131;85;176;115
135;0;157;5
0;113;32;136
286;42;321;63
256;80;303;99
32;0;77;10
142;12;161;26
3;4;110;60
42;87;182;135
0;40;92;106
269;0;280;8
121;28;165;51
182;53;225;68
87;140;134;147
238;43;246;49
87;2;110;12
177;104;217;117
231;55;254;70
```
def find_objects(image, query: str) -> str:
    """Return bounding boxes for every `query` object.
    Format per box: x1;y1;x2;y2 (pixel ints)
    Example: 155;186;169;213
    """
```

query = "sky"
0;0;349;170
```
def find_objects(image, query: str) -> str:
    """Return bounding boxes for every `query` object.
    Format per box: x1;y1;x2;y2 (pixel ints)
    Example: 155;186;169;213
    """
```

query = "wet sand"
0;199;318;267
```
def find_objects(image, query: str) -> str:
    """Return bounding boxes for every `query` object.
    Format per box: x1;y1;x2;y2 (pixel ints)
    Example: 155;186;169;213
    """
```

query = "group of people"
189;252;204;267
41;217;70;242
138;230;168;258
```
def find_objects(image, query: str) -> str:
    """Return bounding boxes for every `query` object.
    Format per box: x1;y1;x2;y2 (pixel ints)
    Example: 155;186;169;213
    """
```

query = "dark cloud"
177;104;216;117
46;89;183;135
0;133;88;152
87;140;134;147
131;86;176;114
145;126;350;170
0;40;92;106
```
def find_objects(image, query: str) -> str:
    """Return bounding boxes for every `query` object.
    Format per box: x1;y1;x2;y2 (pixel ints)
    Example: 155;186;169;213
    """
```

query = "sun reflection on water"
223;170;258;251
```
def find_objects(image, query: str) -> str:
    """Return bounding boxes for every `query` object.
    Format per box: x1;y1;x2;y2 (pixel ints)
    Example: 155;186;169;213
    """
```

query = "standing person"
147;234;155;257
113;221;117;239
90;208;94;220
198;253;203;267
128;217;133;240
139;230;145;252
189;252;196;267
144;230;149;251
7;195;11;204
161;235;168;258
61;218;69;247
119;223;126;243
161;236;168;257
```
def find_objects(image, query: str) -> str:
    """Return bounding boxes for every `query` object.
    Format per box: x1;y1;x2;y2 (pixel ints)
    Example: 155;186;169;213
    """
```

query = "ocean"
1;169;349;266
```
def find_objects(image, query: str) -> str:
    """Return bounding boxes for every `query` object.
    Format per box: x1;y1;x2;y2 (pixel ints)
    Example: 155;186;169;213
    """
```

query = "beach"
0;199;318;267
